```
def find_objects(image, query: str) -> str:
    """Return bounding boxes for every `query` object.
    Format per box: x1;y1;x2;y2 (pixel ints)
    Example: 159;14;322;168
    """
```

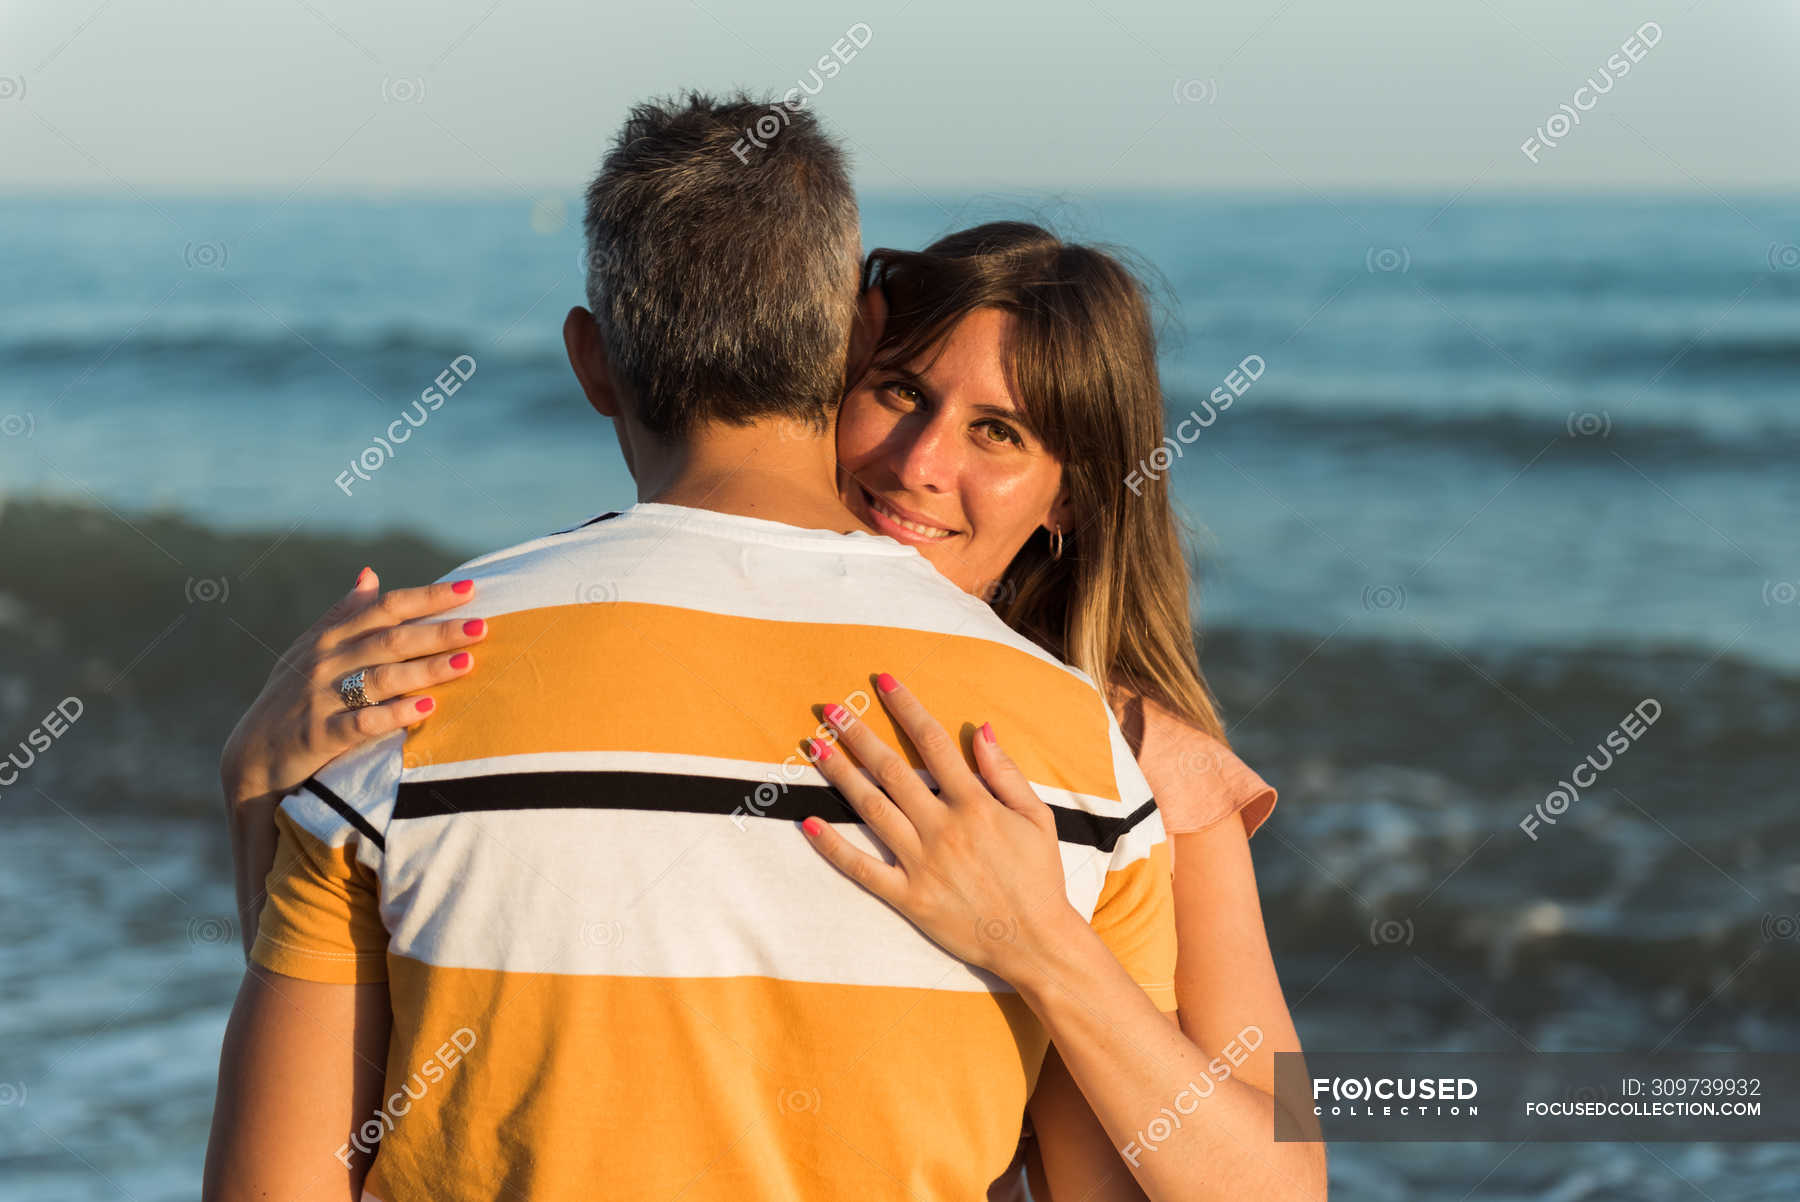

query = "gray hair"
581;91;862;439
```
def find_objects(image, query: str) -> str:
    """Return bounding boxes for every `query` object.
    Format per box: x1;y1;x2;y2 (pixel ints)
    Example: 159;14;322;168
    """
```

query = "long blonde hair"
863;222;1228;744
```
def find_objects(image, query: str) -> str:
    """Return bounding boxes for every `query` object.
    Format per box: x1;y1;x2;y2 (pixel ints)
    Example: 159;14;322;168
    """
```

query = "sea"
1;192;1796;1200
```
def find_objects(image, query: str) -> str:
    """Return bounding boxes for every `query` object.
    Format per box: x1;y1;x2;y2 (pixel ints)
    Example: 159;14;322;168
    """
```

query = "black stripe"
300;775;387;852
545;510;622;537
394;770;1158;853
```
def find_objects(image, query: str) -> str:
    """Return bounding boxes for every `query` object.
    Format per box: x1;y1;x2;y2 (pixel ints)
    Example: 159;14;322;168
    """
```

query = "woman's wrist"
1005;904;1109;1004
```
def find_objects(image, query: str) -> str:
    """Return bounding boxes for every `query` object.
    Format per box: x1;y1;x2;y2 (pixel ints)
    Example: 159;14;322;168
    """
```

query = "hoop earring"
1050;526;1064;561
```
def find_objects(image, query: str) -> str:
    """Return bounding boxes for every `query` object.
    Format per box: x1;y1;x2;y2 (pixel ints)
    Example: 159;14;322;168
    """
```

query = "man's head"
571;91;863;443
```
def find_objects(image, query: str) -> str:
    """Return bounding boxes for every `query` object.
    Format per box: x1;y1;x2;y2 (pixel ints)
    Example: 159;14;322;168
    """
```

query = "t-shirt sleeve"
1085;715;1180;1013
1133;703;1278;841
249;733;401;984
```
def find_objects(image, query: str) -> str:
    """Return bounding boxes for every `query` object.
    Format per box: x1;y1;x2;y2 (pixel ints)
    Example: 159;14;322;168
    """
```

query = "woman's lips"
862;488;958;542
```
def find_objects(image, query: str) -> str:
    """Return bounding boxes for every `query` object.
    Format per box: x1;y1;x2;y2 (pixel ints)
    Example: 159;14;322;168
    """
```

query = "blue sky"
4;0;1796;195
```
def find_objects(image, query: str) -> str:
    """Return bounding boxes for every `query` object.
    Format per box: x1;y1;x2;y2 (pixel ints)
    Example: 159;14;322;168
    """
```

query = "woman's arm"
202;968;391;1202
798;674;1325;1202
221;567;485;956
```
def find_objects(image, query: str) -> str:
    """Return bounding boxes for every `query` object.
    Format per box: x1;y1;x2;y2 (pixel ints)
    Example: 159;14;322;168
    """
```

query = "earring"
1050;526;1064;561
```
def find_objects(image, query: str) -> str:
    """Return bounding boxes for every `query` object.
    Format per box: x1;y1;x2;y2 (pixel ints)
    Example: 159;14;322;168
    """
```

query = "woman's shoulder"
1109;687;1277;839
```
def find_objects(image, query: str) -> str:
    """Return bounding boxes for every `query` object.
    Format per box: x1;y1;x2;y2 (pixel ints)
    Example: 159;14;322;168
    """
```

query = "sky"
3;0;1798;196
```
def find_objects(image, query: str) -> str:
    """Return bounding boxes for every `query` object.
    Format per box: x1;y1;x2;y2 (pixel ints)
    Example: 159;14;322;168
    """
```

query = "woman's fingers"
319;692;439;749
820;699;945;832
971;722;1050;820
805;737;922;866
865;673;977;802
346;646;478;707
328;614;488;684
316;575;479;653
798;814;909;904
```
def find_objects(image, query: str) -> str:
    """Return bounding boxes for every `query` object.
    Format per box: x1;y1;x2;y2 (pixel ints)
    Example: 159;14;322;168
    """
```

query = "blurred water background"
1;192;1796;1199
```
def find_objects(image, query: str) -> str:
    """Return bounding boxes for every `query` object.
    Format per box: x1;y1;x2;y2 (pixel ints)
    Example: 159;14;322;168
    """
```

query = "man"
203;92;1176;1202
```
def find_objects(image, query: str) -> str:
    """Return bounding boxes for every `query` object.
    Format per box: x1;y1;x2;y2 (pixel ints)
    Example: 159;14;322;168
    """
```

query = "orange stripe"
402;602;1120;800
364;956;1049;1201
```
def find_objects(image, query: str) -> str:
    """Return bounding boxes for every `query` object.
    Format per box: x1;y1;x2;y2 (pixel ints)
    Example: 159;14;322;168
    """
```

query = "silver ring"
338;668;375;710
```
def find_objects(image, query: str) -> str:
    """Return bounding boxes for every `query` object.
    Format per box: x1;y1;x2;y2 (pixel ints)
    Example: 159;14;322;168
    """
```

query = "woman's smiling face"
836;307;1074;596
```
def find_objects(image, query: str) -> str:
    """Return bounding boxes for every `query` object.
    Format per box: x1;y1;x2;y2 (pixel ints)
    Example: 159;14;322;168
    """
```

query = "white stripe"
423;507;1085;678
379;808;1120;988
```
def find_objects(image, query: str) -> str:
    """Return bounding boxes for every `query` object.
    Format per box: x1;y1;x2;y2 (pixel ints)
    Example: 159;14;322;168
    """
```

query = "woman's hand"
798;672;1086;985
219;567;487;807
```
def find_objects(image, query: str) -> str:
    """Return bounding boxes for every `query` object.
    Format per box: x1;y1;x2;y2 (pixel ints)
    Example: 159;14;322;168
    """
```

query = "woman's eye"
976;419;1024;447
881;380;923;406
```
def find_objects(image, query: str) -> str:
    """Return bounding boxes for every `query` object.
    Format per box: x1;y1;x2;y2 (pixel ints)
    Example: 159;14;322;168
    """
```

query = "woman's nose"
892;415;958;492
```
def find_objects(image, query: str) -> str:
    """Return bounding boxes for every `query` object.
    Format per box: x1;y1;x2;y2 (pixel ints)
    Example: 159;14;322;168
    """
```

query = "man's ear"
844;285;888;388
563;306;620;418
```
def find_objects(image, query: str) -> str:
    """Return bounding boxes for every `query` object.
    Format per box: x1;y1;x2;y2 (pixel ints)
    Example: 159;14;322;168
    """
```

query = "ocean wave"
1175;395;1795;466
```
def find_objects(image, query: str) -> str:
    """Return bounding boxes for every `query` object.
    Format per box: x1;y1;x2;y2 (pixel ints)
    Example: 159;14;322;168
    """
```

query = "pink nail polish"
806;738;832;763
449;652;471;670
415;697;435;714
463;619;486;637
980;722;995;743
451;579;474;595
802;817;824;837
822;702;848;726
876;672;898;693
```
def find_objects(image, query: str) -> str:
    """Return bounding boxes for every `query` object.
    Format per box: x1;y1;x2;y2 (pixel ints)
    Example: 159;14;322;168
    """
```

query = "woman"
220;223;1324;1200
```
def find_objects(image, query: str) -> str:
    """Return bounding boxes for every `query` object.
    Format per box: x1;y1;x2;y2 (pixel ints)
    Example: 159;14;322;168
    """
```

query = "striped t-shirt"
252;501;1177;1202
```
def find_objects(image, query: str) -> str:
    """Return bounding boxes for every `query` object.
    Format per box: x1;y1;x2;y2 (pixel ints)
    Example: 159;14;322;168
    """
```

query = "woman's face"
836;307;1073;596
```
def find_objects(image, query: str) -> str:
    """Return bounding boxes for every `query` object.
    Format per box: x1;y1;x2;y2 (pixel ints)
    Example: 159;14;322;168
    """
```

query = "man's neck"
635;416;872;536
